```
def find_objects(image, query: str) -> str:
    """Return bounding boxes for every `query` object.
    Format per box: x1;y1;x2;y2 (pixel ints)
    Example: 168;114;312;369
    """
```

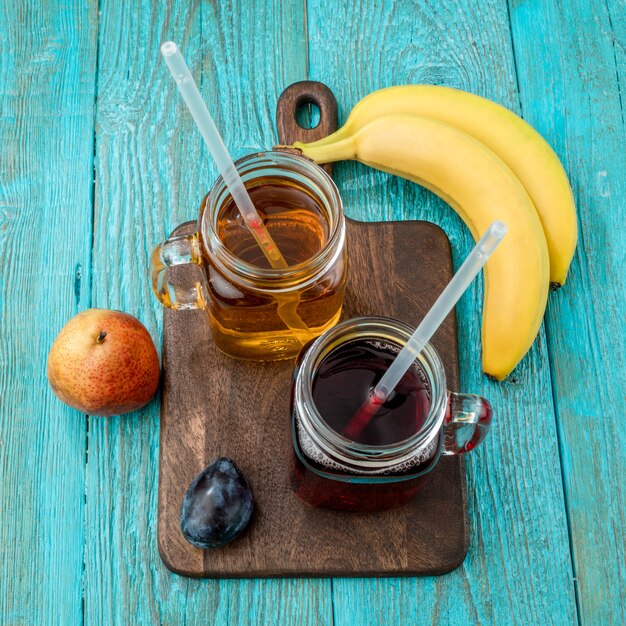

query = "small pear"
47;308;160;416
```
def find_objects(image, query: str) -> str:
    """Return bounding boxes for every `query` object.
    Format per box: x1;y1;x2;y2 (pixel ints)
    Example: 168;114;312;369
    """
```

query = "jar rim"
294;316;448;471
199;151;345;289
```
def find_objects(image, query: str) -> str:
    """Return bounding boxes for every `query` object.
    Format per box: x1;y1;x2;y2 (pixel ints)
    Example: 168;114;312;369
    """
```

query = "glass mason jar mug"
150;151;347;360
291;317;493;512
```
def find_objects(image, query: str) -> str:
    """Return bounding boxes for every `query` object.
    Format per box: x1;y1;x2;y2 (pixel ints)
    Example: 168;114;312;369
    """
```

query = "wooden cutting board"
157;82;468;578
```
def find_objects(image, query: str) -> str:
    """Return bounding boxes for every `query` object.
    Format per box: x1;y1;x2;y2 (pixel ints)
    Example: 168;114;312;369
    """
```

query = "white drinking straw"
343;221;508;440
160;41;288;269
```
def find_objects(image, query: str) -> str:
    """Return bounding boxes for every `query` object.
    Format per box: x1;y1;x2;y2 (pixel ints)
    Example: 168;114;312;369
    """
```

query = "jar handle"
150;232;207;310
442;392;493;455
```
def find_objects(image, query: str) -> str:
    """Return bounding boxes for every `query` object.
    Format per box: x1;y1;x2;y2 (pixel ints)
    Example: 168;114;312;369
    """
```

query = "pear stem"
96;331;107;344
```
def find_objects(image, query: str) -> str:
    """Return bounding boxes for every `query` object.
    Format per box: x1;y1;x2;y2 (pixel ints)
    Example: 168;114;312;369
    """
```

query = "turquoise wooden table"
1;0;624;624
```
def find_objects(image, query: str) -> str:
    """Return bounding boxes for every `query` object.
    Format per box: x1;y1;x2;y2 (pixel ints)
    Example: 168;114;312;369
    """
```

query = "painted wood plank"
84;1;332;624
0;1;98;624
508;0;626;623
306;0;578;623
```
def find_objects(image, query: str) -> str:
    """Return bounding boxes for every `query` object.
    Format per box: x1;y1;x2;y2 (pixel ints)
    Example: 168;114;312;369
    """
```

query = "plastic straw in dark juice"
342;221;507;441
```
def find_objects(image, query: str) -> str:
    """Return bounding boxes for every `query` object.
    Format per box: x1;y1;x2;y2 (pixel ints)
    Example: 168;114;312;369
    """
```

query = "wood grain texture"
0;2;97;624
305;0;578;623
509;0;626;622
159;219;466;577
84;0;332;624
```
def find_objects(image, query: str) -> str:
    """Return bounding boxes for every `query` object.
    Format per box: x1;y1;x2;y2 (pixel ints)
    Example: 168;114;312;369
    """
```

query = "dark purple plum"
180;457;254;549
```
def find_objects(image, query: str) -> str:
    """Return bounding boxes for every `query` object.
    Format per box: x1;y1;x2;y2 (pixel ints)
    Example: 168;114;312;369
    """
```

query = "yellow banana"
293;115;550;380
302;85;576;287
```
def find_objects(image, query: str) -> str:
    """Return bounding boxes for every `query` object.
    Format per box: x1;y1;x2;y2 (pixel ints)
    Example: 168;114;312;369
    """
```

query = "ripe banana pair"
287;86;577;380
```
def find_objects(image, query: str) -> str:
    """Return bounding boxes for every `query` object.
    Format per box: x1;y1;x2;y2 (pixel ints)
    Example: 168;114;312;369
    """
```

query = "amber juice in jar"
199;152;347;360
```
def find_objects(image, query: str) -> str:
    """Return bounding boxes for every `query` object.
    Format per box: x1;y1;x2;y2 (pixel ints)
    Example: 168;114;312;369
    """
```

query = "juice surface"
217;178;329;268
312;339;431;446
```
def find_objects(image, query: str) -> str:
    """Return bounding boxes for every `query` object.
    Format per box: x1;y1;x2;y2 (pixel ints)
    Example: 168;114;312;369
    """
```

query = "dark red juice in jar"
291;338;442;511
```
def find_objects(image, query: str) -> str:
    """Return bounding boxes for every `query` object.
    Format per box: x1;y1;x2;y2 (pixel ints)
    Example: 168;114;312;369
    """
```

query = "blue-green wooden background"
1;0;624;624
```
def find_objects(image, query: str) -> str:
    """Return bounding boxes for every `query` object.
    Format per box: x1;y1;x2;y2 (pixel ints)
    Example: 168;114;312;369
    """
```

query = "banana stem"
293;137;356;164
294;128;347;150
